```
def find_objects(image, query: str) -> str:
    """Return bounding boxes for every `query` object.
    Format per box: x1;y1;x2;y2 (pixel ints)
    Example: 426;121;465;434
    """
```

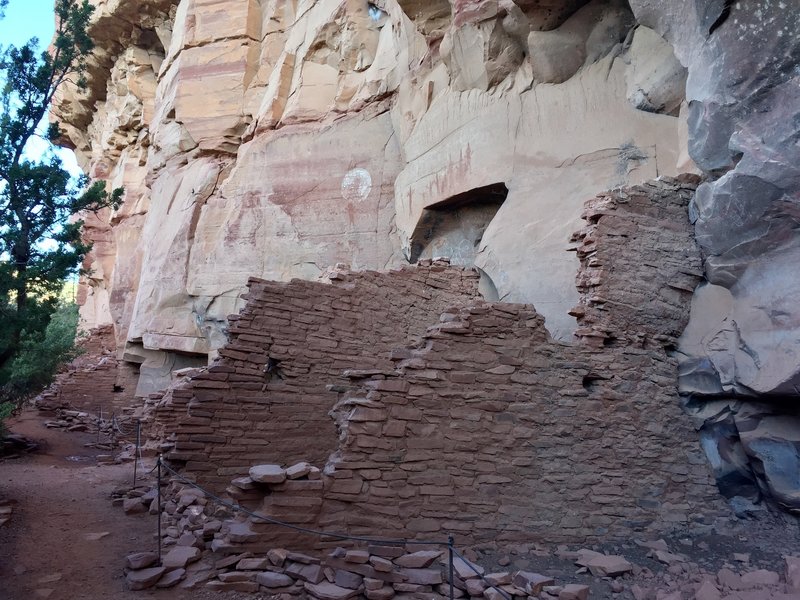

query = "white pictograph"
341;168;372;202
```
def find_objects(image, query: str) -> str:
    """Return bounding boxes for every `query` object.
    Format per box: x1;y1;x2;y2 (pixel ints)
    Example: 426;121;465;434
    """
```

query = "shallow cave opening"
409;182;509;265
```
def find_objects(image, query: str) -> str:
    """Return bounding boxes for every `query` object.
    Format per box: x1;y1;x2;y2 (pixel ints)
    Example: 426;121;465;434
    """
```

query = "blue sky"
0;0;56;48
1;0;82;175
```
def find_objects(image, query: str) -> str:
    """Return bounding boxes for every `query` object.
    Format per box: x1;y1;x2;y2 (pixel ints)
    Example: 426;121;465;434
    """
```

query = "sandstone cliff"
53;1;800;514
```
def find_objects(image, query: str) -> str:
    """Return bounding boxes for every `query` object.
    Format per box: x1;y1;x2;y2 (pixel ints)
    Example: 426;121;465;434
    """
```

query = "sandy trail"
0;410;166;600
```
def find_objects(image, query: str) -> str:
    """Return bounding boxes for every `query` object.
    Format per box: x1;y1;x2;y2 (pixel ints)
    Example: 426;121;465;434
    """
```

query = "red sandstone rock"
334;569;363;590
694;580;722;600
125;552;157;570
126;567;166;590
512;571;555;594
304;581;361;600
740;569;780;588
156;568;185;588
365;586;395;600
286;462;313;479
162;546;201;570
249;464;286;483
394;550;442;568
560;584;590;600
453;556;484;580
584;555;633;577
257;572;294;588
286;562;324;584
345;550;370;564
268;548;289;566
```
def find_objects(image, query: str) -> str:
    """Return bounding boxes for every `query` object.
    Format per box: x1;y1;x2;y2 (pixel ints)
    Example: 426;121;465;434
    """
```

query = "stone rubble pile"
121;463;598;598
115;460;800;600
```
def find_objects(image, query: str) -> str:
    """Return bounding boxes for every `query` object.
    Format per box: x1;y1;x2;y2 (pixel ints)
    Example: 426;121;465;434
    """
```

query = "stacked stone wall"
160;265;481;490
36;325;139;415
154;177;730;549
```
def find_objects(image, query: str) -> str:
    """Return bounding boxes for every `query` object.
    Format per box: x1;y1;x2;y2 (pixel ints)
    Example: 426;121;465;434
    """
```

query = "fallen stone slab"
305;581;361;600
694;580;722;600
452;556;484;580
286;561;324;584
365;585;395;600
218;572;257;583
205;580;259;592
127;566;166;590
584;555;633;577
560;583;590;600
156;568;185;588
162;546;201;570
258;572;295;588
335;569;364;589
249;464;286;484
123;498;147;514
512;571;555;594
345;550;370;564
395;550;443;569
575;549;605;567
125;551;158;570
286;461;312;479
236;557;269;570
740;569;780;588
399;567;443;586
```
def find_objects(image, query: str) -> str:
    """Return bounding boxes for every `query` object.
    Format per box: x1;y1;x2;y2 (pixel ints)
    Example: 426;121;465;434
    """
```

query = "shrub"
0;302;81;407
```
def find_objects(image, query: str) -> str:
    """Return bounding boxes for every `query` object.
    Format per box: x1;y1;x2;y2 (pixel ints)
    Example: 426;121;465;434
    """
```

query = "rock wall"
54;0;694;397
155;261;481;482
52;1;800;514
146;177;729;549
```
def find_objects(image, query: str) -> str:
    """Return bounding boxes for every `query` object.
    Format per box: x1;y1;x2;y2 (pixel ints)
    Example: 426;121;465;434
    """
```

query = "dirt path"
0;410;167;600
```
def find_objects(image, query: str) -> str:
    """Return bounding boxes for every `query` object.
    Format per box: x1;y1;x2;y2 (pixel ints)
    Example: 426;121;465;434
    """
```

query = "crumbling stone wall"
36;325;139;414
159;264;481;489
155;177;729;548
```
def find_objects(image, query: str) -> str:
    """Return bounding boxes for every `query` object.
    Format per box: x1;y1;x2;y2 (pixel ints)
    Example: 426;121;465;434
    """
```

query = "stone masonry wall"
158;263;481;490
36;325;139;415
155;177;729;549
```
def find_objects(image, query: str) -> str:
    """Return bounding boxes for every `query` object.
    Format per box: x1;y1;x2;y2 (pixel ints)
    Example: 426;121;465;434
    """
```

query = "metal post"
133;420;141;488
157;454;162;565
448;534;455;600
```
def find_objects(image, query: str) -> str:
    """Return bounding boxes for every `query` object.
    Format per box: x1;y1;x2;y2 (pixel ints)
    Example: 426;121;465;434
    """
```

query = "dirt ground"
0;411;271;600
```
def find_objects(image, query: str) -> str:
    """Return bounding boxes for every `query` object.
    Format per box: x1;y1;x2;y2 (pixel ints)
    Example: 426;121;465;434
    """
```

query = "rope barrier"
157;458;451;548
451;547;514;600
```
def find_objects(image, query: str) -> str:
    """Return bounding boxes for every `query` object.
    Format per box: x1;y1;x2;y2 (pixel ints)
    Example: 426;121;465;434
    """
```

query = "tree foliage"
1;301;81;403
0;0;122;398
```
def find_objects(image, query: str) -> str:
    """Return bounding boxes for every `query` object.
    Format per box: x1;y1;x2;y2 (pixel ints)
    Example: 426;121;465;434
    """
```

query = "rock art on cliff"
57;0;693;395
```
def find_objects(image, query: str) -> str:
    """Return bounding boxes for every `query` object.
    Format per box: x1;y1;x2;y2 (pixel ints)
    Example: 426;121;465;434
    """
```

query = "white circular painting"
341;168;372;202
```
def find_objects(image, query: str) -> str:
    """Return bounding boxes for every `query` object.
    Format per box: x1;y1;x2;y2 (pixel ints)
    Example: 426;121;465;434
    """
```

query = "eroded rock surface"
55;0;692;394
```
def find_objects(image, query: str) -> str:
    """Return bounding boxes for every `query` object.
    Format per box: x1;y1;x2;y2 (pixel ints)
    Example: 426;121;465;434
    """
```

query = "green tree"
0;0;122;387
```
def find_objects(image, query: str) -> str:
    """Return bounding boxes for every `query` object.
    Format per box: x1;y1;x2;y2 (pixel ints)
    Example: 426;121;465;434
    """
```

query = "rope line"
451;547;513;600
158;459;450;547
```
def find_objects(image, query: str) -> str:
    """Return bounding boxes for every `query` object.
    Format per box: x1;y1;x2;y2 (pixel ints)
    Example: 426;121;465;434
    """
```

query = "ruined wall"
156;262;481;486
152;177;728;549
35;326;139;414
